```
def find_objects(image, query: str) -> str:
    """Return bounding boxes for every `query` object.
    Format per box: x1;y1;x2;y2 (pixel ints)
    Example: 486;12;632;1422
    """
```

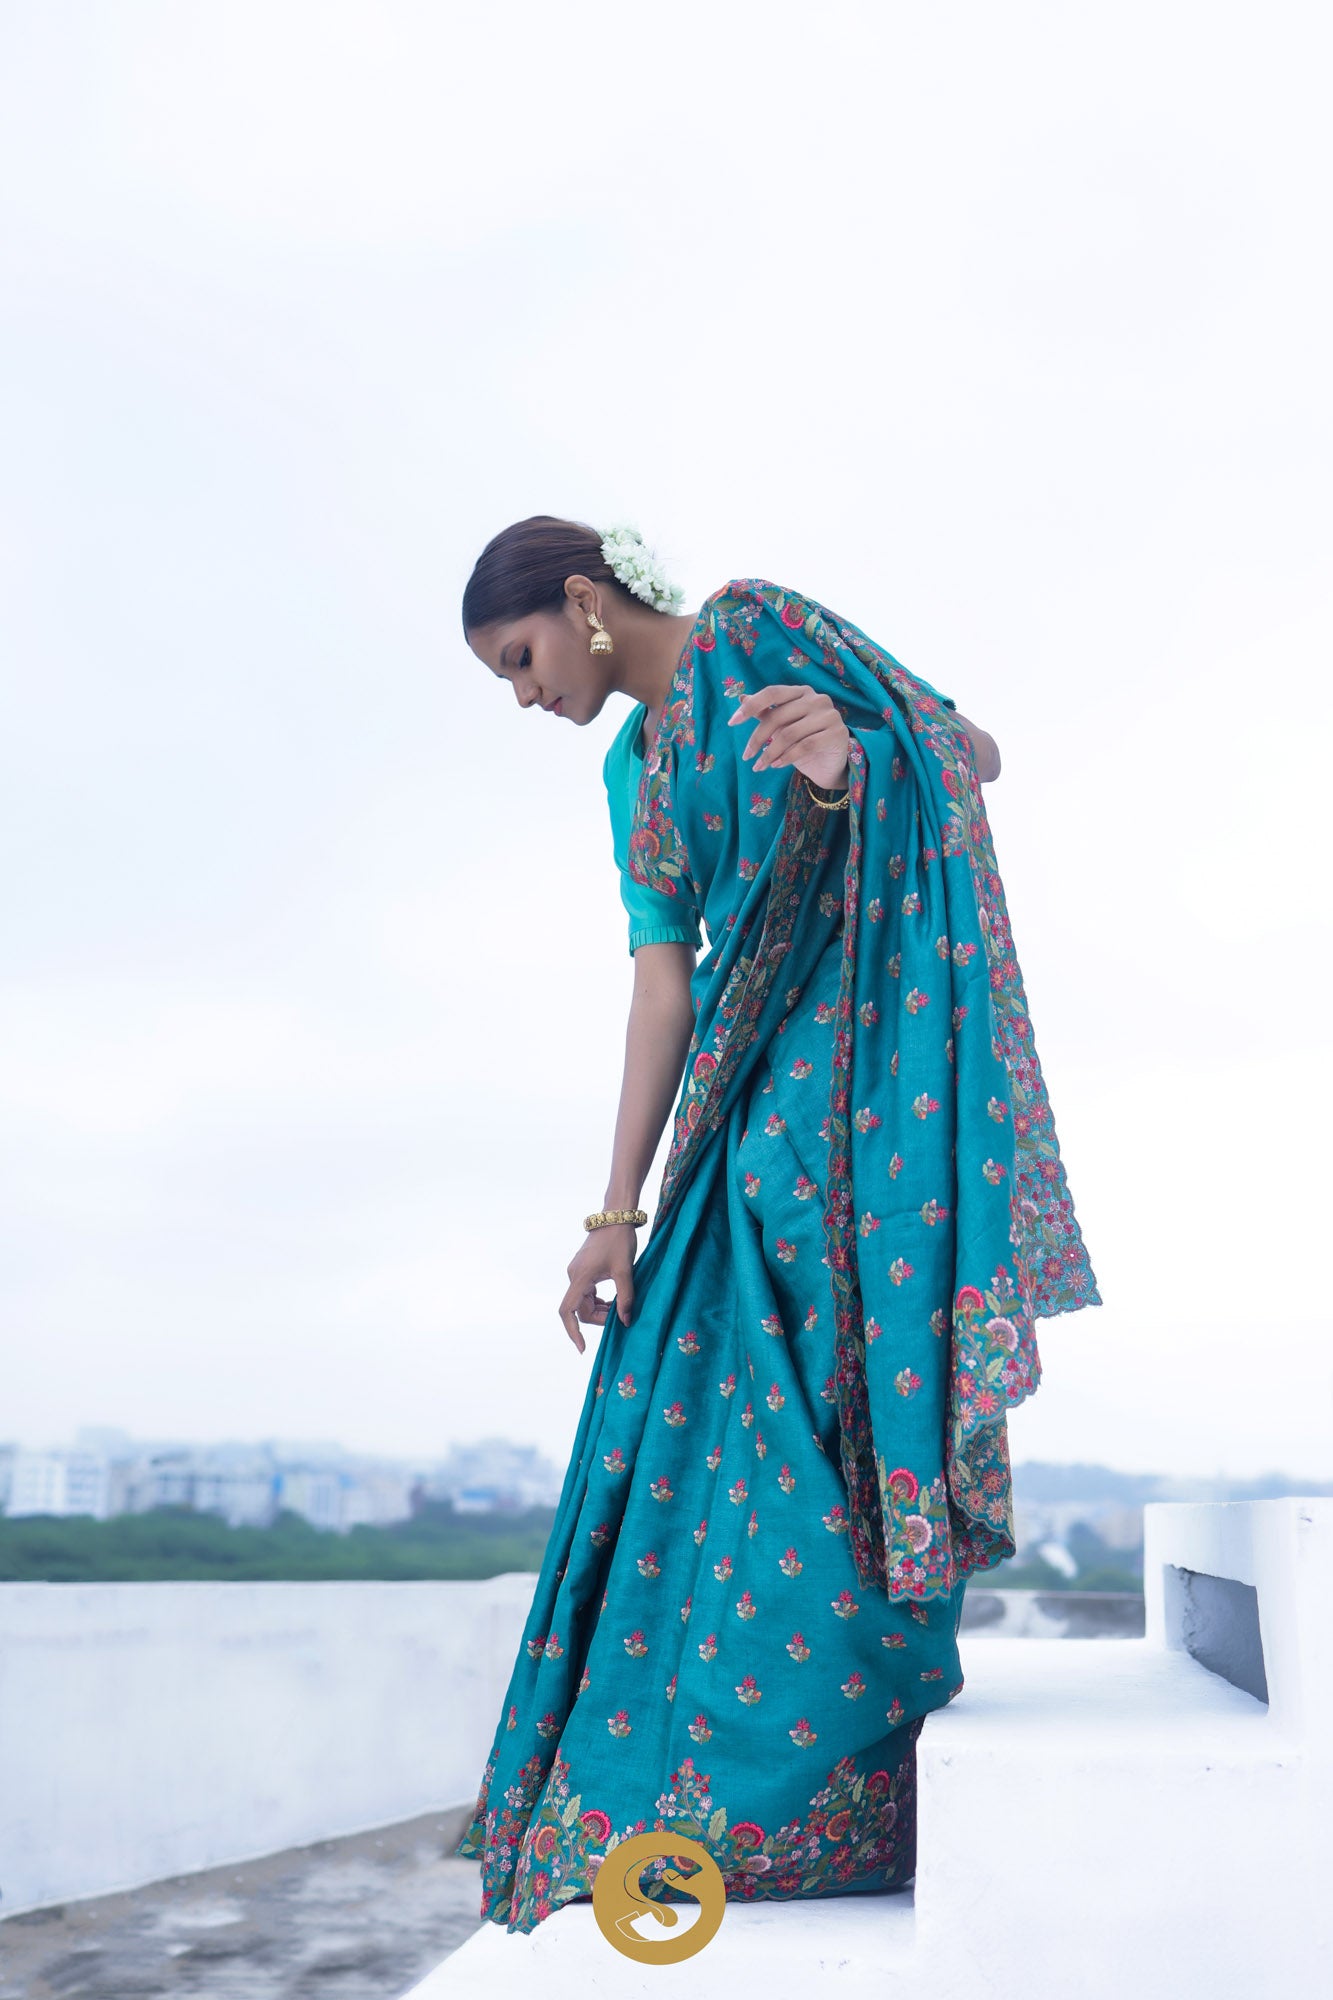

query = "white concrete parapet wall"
0;1572;536;1918
414;1500;1332;2000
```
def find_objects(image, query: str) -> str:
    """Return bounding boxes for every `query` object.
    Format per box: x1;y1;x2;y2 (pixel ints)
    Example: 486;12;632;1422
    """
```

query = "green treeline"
0;1499;556;1583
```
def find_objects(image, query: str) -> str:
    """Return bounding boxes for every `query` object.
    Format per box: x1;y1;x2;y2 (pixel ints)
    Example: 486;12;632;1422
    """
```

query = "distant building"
427;1439;563;1513
5;1449;113;1520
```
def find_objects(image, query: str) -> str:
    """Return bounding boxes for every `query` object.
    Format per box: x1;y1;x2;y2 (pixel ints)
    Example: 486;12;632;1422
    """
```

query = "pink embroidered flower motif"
703;812;724;831
676;1329;701;1354
744;1172;762;1196
789;1058;814;1079
905;988;929;1013
901;891;922;915
858;1212;881;1237
736;1590;756;1621
853;1107;882;1132
754;1429;768;1462
706;1446;723;1471
761;1313;785;1338
866;898;883;922
650;1476;674;1503
506;1703;517;1730
820;1374;838;1404
738;856;759;880
747;1508;760;1537
822;1505;849;1535
905;1514;933;1553
608;1710;631;1737
887;1697;905;1724
887;1151;904;1178
953;940;979;965
617;1372;636;1399
858;1000;879;1026
865;1317;883;1344
698;1633;718;1661
986;1096;1008;1123
817;890;842;917
982;1158;1009;1183
719;1373;737;1398
775;1237;797;1262
663;1401;687;1427
765;1112;787;1136
578;1667;592;1693
888;1257;914;1285
688;1713;713;1742
886;1466;919;1503
778;1464;796;1494
680;1595;693;1623
987;1315;1019;1351
794;1175;818;1201
920;1199;947;1227
779;1546;803;1576
803;1305;819;1330
814;1001;836;1023
544;1633;564;1659
921;1666;944;1681
693;1518;708;1545
590;1521;612;1547
955;1285;985;1315
741;1402;755;1429
731;1821;765;1851
831;1590;860;1619
894;1367;922;1397
789;1718;818;1746
787;1632;811;1663
525;1633;546;1660
637;1551;661;1578
602;1448;626;1476
665;1674;678;1703
842;1672;867;1700
935;934;951;959
887;854;906;879
736;1674;762;1706
881;1631;907;1649
749;793;773;816
536;1711;560;1740
729;1478;749;1506
766;1383;786;1412
713;1553;734;1581
581;1808;612;1843
624;1630;648;1658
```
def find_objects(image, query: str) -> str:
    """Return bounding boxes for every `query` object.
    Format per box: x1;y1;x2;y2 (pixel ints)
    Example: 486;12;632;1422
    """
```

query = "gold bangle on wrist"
584;1207;648;1231
804;775;851;810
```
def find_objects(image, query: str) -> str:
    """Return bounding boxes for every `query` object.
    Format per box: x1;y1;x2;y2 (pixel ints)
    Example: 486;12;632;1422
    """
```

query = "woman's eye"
517;647;531;670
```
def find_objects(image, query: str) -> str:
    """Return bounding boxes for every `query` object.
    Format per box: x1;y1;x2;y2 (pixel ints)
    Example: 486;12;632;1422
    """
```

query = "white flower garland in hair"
600;522;686;615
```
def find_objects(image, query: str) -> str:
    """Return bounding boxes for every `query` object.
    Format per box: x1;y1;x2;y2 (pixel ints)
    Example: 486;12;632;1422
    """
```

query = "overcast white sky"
1;1;1329;1483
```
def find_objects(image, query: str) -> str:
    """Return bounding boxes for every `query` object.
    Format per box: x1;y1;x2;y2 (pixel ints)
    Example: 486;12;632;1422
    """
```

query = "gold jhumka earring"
586;610;614;656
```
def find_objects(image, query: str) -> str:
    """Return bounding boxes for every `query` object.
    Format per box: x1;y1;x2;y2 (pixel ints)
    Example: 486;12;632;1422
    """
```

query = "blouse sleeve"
603;735;703;957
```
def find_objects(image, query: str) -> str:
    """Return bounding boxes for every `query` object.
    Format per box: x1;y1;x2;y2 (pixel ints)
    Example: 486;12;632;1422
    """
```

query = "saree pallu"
459;579;1100;1933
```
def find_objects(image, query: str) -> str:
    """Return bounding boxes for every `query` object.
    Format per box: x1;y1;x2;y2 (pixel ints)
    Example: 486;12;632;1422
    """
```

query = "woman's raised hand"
728;685;852;793
559;1224;637;1354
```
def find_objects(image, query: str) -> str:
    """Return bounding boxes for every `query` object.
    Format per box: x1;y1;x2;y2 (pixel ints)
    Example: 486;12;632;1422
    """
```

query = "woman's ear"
563;573;599;623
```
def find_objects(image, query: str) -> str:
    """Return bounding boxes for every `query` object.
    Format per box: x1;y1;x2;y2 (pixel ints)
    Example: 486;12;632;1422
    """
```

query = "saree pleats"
459;578;1099;1931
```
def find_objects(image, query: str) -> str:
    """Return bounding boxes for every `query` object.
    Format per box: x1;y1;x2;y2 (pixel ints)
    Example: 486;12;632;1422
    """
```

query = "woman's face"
468;585;606;726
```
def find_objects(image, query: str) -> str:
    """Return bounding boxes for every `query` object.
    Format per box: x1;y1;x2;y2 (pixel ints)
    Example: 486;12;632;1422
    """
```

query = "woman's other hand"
559;1224;638;1354
728;685;851;792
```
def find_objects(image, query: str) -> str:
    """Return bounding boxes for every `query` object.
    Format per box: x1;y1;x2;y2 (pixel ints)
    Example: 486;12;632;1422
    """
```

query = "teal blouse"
603;703;704;956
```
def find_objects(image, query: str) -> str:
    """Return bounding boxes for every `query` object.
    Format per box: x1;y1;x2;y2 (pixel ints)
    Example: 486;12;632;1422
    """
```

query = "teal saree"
458;578;1100;1932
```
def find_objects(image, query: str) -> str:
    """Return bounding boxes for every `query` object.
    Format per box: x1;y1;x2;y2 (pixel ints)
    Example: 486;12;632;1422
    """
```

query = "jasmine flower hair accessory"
600;522;686;615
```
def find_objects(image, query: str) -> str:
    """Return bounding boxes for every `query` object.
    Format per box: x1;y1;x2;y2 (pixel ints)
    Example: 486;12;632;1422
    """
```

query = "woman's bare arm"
952;711;1001;782
558;940;696;1349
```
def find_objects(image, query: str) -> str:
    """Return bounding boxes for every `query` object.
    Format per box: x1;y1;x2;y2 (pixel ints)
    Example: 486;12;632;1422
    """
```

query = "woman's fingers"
728;684;815;763
557;1284;587;1354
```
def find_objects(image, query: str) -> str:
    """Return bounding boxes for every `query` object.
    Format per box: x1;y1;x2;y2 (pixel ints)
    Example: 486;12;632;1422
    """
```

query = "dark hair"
461;514;632;636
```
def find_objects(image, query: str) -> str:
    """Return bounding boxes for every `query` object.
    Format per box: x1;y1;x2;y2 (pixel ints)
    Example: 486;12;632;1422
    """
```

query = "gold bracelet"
584;1207;648;1231
804;775;851;810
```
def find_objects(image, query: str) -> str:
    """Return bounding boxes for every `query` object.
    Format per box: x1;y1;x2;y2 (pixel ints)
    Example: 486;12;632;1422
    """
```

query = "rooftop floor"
0;1806;484;2000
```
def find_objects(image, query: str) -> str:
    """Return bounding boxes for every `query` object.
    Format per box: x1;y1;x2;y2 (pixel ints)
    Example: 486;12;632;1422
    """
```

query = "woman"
457;516;1100;1935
